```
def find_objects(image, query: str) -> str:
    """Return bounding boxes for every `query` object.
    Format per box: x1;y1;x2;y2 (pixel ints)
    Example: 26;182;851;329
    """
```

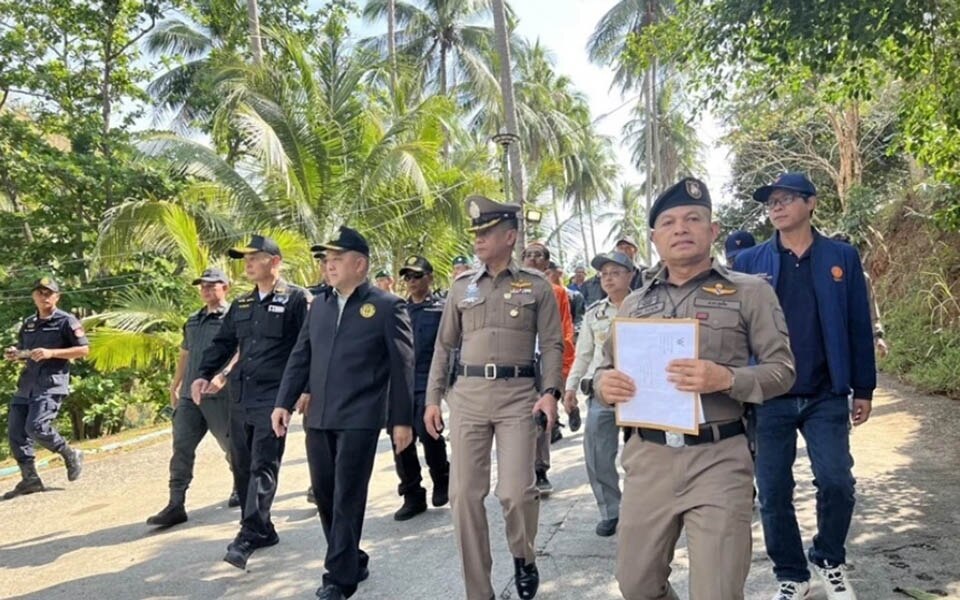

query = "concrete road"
1;374;958;599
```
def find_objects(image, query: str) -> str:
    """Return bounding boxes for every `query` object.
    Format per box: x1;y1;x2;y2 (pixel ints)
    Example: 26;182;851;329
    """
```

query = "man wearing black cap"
147;267;238;527
193;234;310;569
424;195;564;600
595;177;796;599
374;270;395;294
389;255;450;521
735;173;875;600
272;226;415;600
3;277;89;499
724;230;756;268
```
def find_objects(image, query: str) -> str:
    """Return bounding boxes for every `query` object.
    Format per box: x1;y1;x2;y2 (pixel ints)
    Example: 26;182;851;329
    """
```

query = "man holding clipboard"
594;178;796;600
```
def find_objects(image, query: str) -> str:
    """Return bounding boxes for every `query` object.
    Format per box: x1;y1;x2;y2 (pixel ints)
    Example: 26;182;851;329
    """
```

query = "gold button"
509;308;520;318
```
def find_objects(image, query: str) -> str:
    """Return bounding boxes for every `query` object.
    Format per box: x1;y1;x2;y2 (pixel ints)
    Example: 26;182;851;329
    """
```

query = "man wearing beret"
147;267;238;526
3;277;88;499
424;195;564;600
194;234;311;569
272;226;415;600
595;177;796;599
390;255;451;521
735;173;876;600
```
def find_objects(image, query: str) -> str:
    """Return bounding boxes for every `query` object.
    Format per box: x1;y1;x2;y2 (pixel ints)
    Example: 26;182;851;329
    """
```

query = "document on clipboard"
612;318;700;434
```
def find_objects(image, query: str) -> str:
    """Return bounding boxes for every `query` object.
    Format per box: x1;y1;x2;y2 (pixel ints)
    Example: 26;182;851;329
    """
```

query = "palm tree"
564;134;620;259
587;0;675;92
596;182;649;263
362;0;500;97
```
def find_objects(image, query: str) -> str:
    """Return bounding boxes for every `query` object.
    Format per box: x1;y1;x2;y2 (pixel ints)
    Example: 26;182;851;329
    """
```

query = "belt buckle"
665;432;686;448
484;363;497;380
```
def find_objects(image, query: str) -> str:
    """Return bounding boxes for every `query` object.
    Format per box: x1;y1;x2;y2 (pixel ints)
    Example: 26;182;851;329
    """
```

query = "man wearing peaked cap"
3;277;89;499
423;194;564;600
147;266;238;527
735;173;875;600
194;234;311;569
274;225;416;600
594;177;796;599
388;254;451;522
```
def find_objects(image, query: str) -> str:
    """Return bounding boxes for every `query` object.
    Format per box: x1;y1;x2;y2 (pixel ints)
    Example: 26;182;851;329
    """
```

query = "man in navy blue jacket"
272;226;415;600
735;173;876;600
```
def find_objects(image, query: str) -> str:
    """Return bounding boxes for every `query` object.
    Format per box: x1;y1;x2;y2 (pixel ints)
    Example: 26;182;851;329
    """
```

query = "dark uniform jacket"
275;281;415;430
178;302;231;400
407;293;445;395
14;309;89;401
199;280;310;405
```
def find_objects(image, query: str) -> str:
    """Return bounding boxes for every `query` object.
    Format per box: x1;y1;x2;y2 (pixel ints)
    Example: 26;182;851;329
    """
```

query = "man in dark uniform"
193;235;310;569
272;226;415;600
3;277;88;499
391;255;451;521
147;267;238;527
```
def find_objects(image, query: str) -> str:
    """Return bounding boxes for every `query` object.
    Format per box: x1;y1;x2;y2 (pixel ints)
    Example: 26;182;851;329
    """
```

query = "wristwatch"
542;387;561;400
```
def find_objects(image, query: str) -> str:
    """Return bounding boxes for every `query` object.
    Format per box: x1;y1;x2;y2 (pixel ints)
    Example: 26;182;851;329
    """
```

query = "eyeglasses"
402;272;426;281
522;251;546;259
766;194;805;209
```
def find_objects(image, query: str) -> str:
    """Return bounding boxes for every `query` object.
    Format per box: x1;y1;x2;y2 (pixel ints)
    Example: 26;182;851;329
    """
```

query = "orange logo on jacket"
831;266;844;282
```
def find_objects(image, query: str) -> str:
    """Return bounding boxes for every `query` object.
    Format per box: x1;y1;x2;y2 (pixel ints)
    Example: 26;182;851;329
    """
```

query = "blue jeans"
755;393;856;582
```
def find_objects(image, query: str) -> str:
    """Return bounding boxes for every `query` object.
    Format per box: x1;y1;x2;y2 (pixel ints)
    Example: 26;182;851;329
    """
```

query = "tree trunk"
826;101;863;214
388;0;397;99
552;184;564;266
644;68;655;260
246;0;264;65
491;0;525;246
577;193;590;263
585;194;598;258
0;167;34;243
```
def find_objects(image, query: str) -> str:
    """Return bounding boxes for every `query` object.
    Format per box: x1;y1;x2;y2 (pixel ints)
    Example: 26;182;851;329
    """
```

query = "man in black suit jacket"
273;225;415;600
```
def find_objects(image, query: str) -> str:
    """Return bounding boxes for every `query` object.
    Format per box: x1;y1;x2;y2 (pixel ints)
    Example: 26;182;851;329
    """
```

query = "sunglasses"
522;251;546;260
402;272;426;281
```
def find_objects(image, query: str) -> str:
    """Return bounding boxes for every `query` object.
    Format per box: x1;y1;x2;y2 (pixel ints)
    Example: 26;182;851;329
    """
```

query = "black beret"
649;177;712;228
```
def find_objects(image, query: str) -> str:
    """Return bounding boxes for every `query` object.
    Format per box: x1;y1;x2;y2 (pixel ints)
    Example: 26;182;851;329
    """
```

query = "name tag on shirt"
268;305;286;313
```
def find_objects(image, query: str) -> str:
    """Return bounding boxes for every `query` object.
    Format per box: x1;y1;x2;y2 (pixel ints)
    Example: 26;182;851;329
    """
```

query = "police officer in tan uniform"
595;178;796;600
424;195;564;600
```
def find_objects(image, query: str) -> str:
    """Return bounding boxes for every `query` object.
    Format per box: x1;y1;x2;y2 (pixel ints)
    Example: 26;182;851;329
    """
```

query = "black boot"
228;488;241;508
3;462;44;500
223;533;256;569
514;557;540;599
393;489;428;521
431;474;449;507
147;490;187;527
61;447;84;482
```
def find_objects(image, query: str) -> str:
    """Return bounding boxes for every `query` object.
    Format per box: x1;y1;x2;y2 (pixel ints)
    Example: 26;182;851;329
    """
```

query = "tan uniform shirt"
565;297;620;392
426;261;564;407
595;259;796;423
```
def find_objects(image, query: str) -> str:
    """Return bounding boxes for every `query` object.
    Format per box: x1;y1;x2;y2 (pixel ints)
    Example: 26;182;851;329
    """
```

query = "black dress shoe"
227;489;241;508
393;491;428;521
514;557;539;599
146;503;187;527
223;536;256;569
315;584;345;599
595;517;619;537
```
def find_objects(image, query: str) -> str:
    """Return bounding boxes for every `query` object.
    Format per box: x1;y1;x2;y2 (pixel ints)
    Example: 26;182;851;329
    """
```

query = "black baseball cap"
591;251;634;272
311;226;370;257
724;231;756;261
191;267;230;285
229;234;282;259
399;255;434;276
753;172;817;203
33;276;60;293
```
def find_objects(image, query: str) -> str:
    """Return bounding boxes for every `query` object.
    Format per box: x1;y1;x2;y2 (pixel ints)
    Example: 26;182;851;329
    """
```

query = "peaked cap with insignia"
465;195;520;233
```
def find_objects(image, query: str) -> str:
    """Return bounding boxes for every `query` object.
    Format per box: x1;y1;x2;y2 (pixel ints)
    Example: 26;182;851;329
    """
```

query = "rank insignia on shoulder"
360;303;376;318
702;282;737;296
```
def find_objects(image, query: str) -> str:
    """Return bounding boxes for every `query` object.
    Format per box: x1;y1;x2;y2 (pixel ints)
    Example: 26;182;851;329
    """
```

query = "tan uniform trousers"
617;432;754;600
449;376;540;600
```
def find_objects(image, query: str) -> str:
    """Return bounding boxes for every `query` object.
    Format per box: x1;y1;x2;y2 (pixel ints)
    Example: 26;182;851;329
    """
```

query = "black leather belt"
627;420;745;447
459;364;535;380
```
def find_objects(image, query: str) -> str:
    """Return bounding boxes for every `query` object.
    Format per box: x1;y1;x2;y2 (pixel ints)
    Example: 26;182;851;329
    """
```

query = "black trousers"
391;393;449;497
230;403;285;542
306;428;379;598
8;394;68;463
